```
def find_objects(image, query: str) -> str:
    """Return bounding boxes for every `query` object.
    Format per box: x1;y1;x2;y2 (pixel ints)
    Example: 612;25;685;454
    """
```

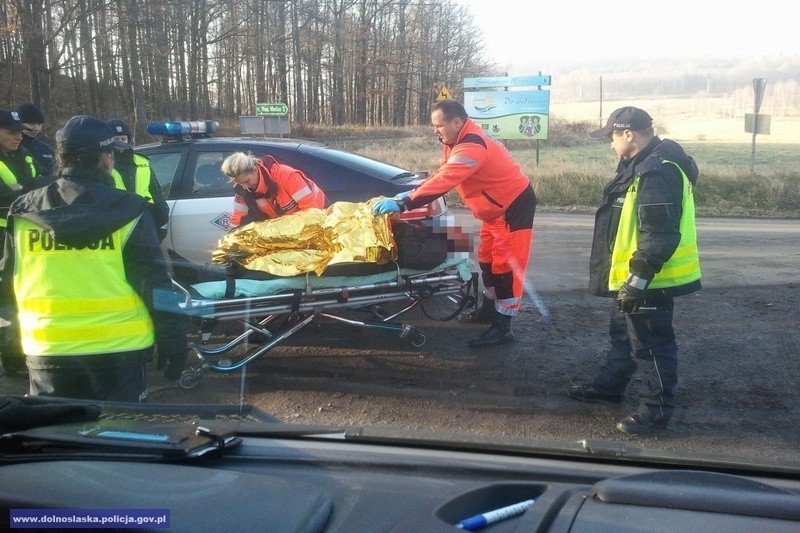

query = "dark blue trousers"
592;298;678;420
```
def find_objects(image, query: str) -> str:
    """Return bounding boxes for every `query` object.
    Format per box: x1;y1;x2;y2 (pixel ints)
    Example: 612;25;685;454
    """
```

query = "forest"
3;1;799;134
1;0;494;129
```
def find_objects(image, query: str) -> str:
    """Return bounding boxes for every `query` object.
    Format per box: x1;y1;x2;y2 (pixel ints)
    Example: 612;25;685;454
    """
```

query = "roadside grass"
309;123;800;218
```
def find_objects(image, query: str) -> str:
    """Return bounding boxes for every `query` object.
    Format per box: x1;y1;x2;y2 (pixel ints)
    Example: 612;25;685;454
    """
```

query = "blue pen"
456;498;535;530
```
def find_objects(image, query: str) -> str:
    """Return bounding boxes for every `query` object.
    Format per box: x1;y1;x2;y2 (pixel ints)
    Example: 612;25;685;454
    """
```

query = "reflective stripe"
292;185;312;201
496;297;521;316
23;317;153;343
447;155;478;167
18;294;145;315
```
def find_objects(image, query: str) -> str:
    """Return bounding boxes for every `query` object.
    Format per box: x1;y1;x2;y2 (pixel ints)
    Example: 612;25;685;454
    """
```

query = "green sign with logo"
256;103;288;116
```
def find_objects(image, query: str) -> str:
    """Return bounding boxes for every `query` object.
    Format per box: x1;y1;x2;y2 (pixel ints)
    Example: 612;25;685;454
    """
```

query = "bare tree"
2;0;495;128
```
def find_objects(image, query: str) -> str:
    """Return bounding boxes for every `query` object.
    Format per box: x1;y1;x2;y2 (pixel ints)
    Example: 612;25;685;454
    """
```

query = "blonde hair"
221;152;257;178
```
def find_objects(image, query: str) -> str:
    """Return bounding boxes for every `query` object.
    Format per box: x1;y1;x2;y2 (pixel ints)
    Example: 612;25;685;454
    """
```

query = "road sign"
463;75;551;89
745;113;771;135
436;87;452;101
753;78;767;114
256;103;288;116
239;116;291;137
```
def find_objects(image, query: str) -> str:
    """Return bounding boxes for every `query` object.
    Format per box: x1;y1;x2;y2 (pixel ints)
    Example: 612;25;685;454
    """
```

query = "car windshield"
2;0;799;519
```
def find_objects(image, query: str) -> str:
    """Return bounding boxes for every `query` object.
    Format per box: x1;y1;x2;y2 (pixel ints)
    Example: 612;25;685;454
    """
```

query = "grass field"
277;95;800;217
550;98;800;144
341;136;800;218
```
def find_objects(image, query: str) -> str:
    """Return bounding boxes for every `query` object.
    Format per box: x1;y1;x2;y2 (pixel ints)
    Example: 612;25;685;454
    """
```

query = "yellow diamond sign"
436;87;453;102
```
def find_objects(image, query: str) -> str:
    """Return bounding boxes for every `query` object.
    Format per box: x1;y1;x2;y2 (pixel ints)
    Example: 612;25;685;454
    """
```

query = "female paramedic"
221;152;327;227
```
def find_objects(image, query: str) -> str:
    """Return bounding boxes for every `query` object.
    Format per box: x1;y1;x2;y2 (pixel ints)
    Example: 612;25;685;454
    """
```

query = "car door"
167;148;237;264
137;144;189;252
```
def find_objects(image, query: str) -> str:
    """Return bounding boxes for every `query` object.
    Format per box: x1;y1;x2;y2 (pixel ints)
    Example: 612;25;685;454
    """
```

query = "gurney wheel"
409;329;427;348
179;370;201;389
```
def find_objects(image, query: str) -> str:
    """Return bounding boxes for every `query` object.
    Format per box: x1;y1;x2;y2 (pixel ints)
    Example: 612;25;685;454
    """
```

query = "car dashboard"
2;424;799;533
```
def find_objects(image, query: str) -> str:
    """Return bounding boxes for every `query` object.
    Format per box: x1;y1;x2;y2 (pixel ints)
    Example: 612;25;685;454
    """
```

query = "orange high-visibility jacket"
231;156;326;227
408;119;530;221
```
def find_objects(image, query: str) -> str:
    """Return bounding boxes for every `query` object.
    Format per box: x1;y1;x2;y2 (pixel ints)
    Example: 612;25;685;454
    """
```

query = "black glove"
0;396;101;433
615;274;650;314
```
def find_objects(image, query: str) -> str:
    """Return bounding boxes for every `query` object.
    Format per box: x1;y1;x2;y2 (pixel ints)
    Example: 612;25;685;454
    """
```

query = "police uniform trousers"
592;297;678;421
27;350;149;403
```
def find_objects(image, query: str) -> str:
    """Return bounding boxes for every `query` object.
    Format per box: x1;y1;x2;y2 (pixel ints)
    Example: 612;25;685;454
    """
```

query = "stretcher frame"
170;258;476;389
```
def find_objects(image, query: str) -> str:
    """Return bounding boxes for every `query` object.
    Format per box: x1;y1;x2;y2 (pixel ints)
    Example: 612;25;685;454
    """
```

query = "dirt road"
3;213;799;464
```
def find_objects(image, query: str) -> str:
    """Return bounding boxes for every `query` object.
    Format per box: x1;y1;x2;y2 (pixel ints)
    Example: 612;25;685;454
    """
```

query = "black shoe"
2;367;28;378
468;326;516;348
163;361;185;381
1;355;27;378
568;383;623;404
616;412;670;435
470;298;495;324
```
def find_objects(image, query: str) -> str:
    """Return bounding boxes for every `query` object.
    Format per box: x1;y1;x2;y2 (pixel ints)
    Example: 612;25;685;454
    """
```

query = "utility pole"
599;76;603;127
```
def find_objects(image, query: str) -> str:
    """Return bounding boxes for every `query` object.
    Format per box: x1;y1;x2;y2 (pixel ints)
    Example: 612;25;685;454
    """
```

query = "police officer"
0;115;189;401
372;100;536;348
0;109;43;376
106;119;169;239
568;107;702;435
16;103;55;176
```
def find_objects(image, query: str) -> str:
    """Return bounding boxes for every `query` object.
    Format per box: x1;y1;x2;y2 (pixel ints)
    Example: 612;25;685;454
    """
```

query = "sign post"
746;79;768;173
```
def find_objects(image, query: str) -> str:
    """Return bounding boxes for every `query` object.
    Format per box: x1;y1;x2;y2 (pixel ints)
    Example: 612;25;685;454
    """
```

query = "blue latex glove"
393;190;413;200
372;198;402;215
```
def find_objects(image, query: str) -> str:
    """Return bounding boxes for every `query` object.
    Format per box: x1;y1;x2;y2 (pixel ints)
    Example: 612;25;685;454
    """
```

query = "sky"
454;0;800;74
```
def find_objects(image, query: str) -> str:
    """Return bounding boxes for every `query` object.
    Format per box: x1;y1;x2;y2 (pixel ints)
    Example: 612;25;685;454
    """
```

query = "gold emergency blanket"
212;200;397;276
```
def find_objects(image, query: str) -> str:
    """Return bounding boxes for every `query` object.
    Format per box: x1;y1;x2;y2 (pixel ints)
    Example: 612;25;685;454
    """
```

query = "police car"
136;121;464;265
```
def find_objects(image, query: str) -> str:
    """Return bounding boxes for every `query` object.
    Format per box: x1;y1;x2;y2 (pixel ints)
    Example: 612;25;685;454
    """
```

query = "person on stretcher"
221;152;327;228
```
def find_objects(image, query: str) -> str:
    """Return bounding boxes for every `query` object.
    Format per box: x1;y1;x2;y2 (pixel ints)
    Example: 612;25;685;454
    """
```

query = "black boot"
470;295;495;324
0;338;27;377
468;310;516;348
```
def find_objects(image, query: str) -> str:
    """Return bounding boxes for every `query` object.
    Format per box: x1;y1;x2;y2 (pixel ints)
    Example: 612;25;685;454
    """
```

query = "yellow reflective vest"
12;216;155;356
609;160;701;291
0;156;37;228
111;153;154;203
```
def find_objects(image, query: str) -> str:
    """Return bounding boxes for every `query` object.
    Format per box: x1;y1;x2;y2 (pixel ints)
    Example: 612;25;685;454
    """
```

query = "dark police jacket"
20;135;55;177
588;137;702;298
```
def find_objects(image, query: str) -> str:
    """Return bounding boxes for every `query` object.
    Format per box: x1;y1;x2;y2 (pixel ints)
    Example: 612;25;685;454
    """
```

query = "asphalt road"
2;213;799;466
160;212;800;463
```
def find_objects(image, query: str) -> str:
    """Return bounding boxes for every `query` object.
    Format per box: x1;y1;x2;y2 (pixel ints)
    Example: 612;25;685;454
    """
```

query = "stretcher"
168;257;476;389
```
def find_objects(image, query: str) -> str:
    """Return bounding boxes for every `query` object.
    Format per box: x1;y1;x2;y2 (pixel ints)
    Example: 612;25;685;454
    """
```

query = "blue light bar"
147;120;220;136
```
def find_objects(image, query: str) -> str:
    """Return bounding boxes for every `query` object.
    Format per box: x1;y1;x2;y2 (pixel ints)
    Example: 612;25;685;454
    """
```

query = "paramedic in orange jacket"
221;152;327;227
373;100;537;348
